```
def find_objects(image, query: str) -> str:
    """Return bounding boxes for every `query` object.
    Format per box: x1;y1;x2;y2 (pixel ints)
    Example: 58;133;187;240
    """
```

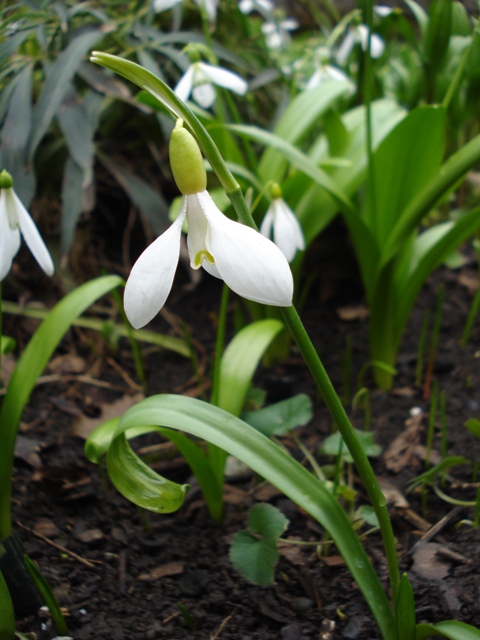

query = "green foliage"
242;393;312;437
23;556;68;636
230;504;288;586
0;570;15;640
321;429;381;464
395;574;416;640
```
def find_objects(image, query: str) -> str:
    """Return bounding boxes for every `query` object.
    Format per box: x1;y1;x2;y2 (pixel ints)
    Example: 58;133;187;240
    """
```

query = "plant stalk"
281;305;400;604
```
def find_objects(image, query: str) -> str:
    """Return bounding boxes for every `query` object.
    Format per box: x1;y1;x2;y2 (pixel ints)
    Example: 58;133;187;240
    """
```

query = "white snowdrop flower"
306;63;353;89
261;17;298;49
175;61;248;109
260;185;305;263
374;5;394;17
337;24;385;65
153;0;219;23
124;122;293;329
239;0;274;14
0;170;54;281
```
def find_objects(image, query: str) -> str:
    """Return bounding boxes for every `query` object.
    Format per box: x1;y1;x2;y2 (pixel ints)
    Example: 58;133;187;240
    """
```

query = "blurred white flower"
260;196;305;263
239;0;274;13
374;5;394;17
175;61;248;109
0;170;54;281
153;0;219;23
306;63;352;89
261;17;298;49
337;24;385;64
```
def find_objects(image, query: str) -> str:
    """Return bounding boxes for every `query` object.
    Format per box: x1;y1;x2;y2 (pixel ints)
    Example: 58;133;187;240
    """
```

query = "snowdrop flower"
260;184;305;263
124;121;293;329
374;5;393;17
175;61;248;109
306;62;352;90
239;0;274;14
0;170;54;281
153;0;219;23
261;17;298;49
337;24;385;65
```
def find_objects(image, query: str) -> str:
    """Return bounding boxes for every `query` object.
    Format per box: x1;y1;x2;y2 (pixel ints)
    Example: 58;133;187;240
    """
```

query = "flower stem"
281;305;399;604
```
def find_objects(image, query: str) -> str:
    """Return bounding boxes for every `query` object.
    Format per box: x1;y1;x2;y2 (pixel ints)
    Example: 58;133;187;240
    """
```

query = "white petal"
326;64;350;82
185;193;211;267
259;207;274;240
239;0;253;13
265;30;282;49
374;5;393;17
370;33;385;58
192;82;216;108
153;0;182;12
0;192;20;281
199;63;248;95
174;66;195;103
281;18;299;31
305;69;323;90
198;191;293;307
337;30;356;64
270;199;305;263
10;190;54;276
124;206;186;329
261;21;276;35
198;0;218;22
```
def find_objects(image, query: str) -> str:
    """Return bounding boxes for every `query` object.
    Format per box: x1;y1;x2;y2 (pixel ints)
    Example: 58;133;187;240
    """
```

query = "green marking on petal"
194;250;215;267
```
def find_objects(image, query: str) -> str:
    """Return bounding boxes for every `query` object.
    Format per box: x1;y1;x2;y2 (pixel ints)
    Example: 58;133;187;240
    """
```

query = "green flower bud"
169;119;207;195
270;182;282;199
0;170;13;189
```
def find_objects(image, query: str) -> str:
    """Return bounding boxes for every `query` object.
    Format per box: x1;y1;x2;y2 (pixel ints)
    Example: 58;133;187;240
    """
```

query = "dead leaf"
14;435;45;468
34;518;60;538
321;555;345;567
384;413;423;473
458;272;479;292
336;304;369;321
411;542;451;581
138;561;184;581
253;482;282;501
69;392;144;439
378;478;410;508
48;354;86;374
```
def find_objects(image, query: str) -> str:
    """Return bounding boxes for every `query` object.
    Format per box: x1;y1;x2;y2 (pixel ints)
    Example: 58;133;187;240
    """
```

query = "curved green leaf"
396;574;416;640
23;555;68;636
110;394;396;640
416;621;480;640
218;124;354;212
218;319;284;417
0;275;123;539
0;569;15;640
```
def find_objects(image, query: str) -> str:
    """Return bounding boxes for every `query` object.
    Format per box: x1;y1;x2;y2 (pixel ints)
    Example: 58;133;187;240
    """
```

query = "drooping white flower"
124;122;293;329
175;62;248;109
306;63;352;89
153;0;219;23
261;17;298;49
337;24;385;64
0;170;54;281
374;5;394;17
239;0;274;14
260;189;305;263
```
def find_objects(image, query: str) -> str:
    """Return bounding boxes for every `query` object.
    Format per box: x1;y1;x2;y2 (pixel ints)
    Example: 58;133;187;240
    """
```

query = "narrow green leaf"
465;419;480;439
0;569;15;640
242;393;313;437
27;28;106;161
258;80;353;183
218;319;284;417
61;156;87;252
23;555;68;636
0;28;37;69
416;621;480;640
396;574;416;640
219;124;354;212
110;394;396;639
98;153;170;237
0;275;123;539
407;456;469;492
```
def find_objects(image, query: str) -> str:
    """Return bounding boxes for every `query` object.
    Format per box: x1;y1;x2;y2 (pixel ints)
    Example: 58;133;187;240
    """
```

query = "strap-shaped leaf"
27;28;106;162
0;275;123;539
108;394;396;640
396;574;416;640
416;621;480;640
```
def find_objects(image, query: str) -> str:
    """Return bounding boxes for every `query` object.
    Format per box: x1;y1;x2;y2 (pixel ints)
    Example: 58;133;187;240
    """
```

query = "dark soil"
4;227;480;640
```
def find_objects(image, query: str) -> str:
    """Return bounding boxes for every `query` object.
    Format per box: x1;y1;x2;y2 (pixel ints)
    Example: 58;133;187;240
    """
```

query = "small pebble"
291;597;313;613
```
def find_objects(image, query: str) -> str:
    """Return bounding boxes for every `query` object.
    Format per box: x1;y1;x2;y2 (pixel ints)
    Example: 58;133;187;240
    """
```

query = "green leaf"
230;503;288;586
366;106;445;245
61;156;88;252
416;621;480;640
98;153;170;237
27;28;106;162
407;456;469;492
218;319;284;417
242;393;313;437
23;556;68;636
465;419;480;439
0;569;15;640
321;430;381;463
396;574;416;640
0;275;123;539
0;337;15;355
258;80;353;183
220;124;354;212
107;394;395;639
